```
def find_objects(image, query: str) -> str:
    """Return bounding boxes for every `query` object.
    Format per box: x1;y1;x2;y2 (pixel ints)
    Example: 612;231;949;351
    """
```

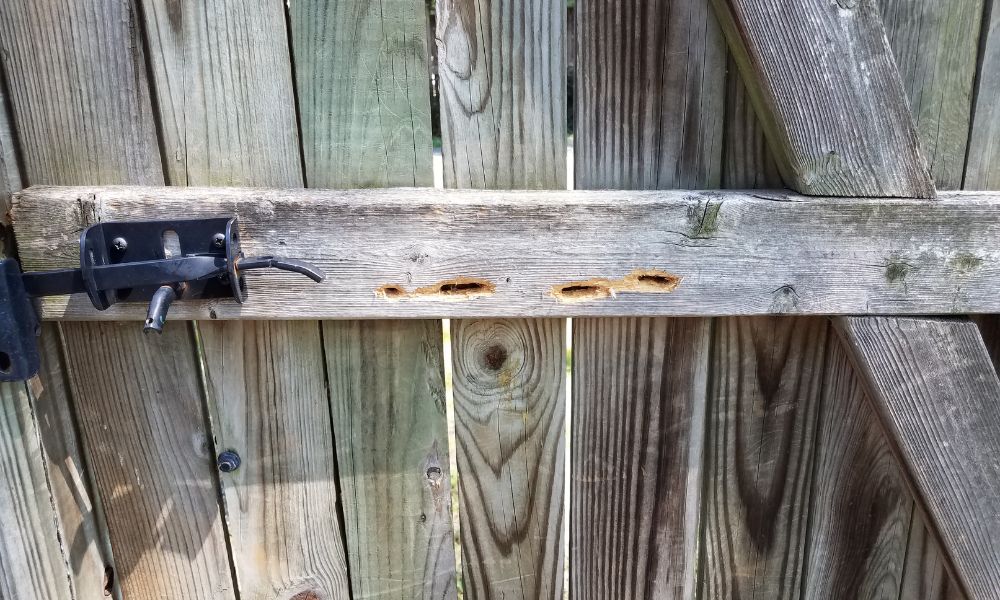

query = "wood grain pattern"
0;379;75;600
138;2;351;598
571;317;710;599
0;75;74;600
575;0;726;190
436;0;565;189
966;2;1000;388
139;0;302;188
900;509;966;600
837;316;1000;599
0;0;161;187
451;319;565;599
803;331;912;599
200;321;351;600
13;186;1000;319
323;320;458;600
60;322;235;599
32;324;118;600
700;317;827;599
0;76;112;600
436;1;567;595
291;3;455;596
290;0;434;188
721;54;783;189
879;0;983;190
0;1;235;597
964;0;1000;190
709;0;935;197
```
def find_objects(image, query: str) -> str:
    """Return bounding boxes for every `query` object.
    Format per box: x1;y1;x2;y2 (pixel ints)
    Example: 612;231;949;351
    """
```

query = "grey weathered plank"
436;0;565;189
451;319;566;599
721;54;783;189
0;74;112;600
572;317;710;599
0;1;235;597
575;0;726;190
879;0;984;190
323;320;457;600
572;5;721;596
900;509;966;600
59;323;235;599
0;378;74;600
965;0;1000;190
709;0;934;197
290;2;456;598
137;2;351;598
12;186;1000;319
966;2;1000;392
803;330;912;599
290;0;433;188
700;317;827;599
836;316;1000;600
200;322;351;600
0;67;76;600
436;0;567;596
140;0;303;188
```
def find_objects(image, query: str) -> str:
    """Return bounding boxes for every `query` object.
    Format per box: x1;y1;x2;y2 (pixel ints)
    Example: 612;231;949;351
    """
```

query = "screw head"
212;233;226;248
111;237;128;252
217;450;241;473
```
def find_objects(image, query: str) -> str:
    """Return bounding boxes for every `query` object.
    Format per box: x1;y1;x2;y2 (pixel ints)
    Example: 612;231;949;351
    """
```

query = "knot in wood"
483;344;509;371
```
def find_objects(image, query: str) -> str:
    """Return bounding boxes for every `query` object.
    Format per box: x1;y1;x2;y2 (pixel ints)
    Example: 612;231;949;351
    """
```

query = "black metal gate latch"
0;217;324;382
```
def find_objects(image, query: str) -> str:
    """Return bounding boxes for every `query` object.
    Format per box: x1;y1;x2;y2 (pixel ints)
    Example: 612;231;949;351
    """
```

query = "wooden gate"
1;0;999;599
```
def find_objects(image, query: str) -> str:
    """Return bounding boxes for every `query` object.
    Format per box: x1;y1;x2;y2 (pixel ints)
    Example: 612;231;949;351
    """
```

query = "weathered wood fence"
0;0;999;599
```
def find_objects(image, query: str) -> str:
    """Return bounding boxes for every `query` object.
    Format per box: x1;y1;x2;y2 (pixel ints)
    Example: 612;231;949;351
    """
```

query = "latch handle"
0;217;326;381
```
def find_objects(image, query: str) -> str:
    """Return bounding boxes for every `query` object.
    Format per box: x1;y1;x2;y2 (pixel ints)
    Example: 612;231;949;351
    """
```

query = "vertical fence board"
700;317;827;599
966;1;1000;373
572;1;722;597
900;510;966;600
291;2;457;598
437;0;566;189
436;0;566;597
138;2;352;598
292;0;433;188
200;322;351;599
0;1;235;598
572;318;710;599
879;0;984;190
802;332;912;599
965;0;1000;190
0;70;77;600
450;319;566;599
0;69;112;600
575;0;725;190
323;320;457;599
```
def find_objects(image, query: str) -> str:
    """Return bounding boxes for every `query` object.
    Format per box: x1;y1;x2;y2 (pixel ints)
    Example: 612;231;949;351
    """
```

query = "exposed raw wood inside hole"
375;277;496;301
551;269;681;303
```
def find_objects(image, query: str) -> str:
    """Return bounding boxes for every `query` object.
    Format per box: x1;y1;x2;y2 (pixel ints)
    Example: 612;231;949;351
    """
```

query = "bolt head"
217;450;241;473
212;233;226;248
111;237;128;252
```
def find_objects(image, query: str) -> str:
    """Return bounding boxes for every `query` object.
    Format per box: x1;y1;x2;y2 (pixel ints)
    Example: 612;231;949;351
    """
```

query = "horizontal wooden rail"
11;185;1000;319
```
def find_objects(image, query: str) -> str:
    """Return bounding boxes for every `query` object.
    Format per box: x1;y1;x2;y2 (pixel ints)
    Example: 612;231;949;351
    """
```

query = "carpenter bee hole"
0;351;11;374
376;285;406;299
552;283;613;302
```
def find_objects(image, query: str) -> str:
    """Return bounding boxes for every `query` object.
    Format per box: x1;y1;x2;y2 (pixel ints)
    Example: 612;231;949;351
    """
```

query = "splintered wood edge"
10;185;1000;319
